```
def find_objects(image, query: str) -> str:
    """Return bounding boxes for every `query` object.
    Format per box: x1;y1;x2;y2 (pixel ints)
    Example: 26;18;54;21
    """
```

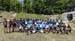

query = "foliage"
0;0;75;14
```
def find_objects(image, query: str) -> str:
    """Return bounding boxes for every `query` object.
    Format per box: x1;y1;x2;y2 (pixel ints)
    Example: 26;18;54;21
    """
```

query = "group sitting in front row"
3;18;71;35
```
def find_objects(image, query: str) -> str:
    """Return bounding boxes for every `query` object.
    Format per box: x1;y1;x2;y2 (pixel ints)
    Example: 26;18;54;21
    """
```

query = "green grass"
1;12;75;41
0;22;75;41
17;12;50;19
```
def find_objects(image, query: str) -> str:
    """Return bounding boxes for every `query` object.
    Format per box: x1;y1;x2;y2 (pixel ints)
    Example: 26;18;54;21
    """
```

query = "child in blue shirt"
3;18;8;33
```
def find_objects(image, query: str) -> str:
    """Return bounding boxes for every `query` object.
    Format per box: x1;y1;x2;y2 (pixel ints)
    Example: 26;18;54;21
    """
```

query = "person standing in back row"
3;18;8;33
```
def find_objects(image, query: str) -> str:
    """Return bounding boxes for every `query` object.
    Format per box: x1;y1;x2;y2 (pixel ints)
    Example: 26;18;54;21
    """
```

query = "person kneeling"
19;25;23;32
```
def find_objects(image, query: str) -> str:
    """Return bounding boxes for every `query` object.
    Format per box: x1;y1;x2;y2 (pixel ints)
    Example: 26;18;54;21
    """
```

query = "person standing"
9;19;13;33
3;18;8;33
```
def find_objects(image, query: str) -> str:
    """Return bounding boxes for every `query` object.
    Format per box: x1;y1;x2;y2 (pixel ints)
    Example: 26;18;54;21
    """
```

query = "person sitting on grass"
35;19;42;33
39;22;44;33
19;18;24;32
47;19;53;32
65;23;71;34
22;18;27;32
3;18;8;33
26;19;34;35
58;20;66;34
20;18;25;32
55;19;60;34
43;20;49;33
19;24;23;32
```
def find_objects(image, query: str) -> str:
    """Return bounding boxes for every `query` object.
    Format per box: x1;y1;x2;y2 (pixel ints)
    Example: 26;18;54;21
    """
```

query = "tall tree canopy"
0;0;75;14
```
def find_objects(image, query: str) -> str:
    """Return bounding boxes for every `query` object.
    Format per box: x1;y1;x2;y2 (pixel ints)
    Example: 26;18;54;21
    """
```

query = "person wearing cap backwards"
3;18;8;33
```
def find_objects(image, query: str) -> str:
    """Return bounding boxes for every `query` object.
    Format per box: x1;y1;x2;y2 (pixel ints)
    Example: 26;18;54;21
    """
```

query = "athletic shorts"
4;25;7;28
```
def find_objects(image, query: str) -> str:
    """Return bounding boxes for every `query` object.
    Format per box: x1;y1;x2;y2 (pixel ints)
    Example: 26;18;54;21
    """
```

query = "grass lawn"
17;12;50;19
0;12;75;41
0;23;75;41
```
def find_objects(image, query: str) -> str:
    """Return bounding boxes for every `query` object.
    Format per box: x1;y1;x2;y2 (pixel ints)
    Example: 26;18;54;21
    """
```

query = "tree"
0;0;75;15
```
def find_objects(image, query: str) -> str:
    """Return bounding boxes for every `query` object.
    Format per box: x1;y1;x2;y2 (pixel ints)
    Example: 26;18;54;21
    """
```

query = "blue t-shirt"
19;20;24;27
35;21;42;28
3;21;7;28
59;22;65;27
47;21;53;27
27;21;33;28
40;22;47;28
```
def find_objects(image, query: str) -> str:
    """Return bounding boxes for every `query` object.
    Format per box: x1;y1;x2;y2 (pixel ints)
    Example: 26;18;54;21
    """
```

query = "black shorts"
4;25;7;28
13;24;16;27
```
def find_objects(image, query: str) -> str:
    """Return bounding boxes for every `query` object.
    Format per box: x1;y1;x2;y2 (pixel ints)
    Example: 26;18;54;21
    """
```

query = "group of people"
3;18;71;35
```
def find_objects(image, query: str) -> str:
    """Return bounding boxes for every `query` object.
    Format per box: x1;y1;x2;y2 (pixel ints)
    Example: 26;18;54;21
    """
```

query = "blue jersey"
40;22;47;28
19;20;24;27
27;21;33;28
35;21;42;28
52;21;57;27
22;20;26;27
59;22;65;27
47;21;53;27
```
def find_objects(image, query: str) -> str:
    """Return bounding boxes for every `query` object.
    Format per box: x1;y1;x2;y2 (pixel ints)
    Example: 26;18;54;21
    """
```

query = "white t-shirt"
56;22;59;26
19;25;22;29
